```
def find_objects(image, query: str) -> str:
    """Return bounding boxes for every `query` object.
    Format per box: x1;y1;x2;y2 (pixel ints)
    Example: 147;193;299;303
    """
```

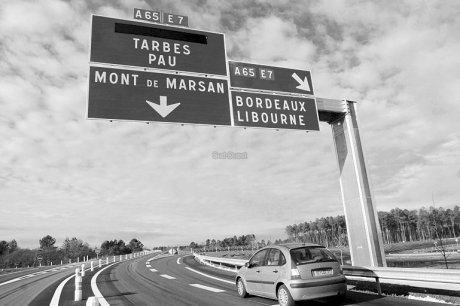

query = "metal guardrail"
342;266;460;293
193;253;460;293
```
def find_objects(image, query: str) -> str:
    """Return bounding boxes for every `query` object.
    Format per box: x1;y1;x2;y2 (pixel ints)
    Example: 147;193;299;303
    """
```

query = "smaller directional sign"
88;66;231;126
229;61;314;96
231;90;319;131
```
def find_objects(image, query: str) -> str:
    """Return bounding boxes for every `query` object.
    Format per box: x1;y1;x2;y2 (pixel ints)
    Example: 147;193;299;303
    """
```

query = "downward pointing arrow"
292;73;311;92
146;96;180;118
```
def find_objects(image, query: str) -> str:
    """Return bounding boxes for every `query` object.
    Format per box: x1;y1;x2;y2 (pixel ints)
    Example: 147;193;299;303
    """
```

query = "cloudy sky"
1;0;459;249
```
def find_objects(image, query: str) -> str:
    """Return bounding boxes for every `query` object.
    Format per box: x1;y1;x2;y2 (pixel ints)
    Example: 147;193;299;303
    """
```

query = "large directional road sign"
229;61;314;96
87;66;231;126
231;91;319;131
90;15;227;76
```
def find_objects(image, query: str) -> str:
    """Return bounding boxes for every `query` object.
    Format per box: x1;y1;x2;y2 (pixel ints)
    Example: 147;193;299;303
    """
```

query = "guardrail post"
125;254;128;260
376;277;382;296
91;261;94;272
113;256;116;263
75;268;82;301
120;255;122;261
98;259;102;268
106;257;109;264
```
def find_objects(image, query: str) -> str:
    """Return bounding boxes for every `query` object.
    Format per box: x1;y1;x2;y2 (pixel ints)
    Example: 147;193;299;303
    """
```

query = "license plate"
312;269;333;277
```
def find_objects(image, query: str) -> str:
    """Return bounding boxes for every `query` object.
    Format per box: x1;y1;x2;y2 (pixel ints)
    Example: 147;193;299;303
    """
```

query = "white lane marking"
0;277;22;287
91;263;118;306
146;264;151;268
49;273;75;306
149;268;158;272
1;266;73;287
185;267;234;285
177;257;181;265
190;283;225;293
160;274;176;279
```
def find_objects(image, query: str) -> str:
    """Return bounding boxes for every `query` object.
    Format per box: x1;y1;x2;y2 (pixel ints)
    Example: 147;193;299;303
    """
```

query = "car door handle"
256;270;261;273
273;270;279;273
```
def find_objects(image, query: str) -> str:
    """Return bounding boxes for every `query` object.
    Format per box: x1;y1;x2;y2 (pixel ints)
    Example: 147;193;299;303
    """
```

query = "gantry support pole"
318;98;386;267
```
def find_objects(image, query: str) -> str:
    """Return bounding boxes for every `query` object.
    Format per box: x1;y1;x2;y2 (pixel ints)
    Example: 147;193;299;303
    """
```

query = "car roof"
275;243;323;250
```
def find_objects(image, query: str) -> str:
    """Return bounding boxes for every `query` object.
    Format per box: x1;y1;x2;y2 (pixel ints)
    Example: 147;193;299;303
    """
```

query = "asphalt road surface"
89;254;449;306
0;253;451;305
0;264;80;305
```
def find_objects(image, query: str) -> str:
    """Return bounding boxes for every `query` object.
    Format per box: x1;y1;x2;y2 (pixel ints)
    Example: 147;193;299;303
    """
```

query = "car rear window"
290;247;337;265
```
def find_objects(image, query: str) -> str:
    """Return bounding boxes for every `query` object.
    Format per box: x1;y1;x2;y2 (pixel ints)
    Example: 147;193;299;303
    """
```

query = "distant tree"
0;241;9;256
1;249;35;268
189;242;199;250
39;235;57;250
100;239;130;255
62;237;91;260
129;238;144;252
8;239;18;253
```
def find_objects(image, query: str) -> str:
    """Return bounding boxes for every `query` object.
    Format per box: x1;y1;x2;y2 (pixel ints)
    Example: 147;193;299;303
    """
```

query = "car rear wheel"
236;278;248;298
277;284;294;306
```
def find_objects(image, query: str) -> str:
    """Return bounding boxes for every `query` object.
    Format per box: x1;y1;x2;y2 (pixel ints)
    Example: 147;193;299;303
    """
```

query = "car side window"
249;249;268;268
267;249;286;266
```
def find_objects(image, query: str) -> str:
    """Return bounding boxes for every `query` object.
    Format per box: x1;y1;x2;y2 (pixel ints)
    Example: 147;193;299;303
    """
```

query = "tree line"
0;235;144;269
285;205;460;247
190;234;259;250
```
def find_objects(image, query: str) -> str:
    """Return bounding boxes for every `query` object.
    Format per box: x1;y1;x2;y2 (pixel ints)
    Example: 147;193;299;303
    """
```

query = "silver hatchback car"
235;243;346;306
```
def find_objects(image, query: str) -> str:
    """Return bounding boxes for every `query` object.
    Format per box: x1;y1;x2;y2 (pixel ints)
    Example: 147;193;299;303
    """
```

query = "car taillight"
291;268;301;280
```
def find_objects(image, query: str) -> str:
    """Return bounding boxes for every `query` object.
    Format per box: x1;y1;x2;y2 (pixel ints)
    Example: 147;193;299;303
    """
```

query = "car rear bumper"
289;276;346;300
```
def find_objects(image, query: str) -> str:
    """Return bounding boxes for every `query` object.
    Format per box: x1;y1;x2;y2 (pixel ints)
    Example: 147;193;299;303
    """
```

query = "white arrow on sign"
146;96;180;118
291;73;311;92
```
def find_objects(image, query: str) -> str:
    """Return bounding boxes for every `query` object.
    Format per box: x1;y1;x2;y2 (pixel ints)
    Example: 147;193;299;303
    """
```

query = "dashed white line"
185;267;234;284
149;268;158;272
190;284;225;293
160;274;176;279
146;264;151;268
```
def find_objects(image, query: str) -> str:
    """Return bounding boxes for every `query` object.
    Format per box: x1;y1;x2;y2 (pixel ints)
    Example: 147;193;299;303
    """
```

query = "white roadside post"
120;255;122;261
90;261;94;272
113;256;116;263
87;296;100;306
81;264;85;277
106;257;109;264
98;259;102;268
75;268;82;301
